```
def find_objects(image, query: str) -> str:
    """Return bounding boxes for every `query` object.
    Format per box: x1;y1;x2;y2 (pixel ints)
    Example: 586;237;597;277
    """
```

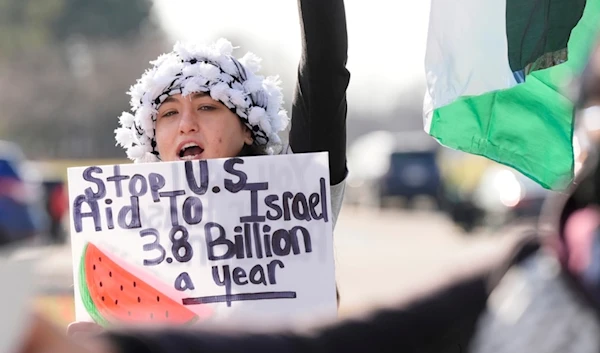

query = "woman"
68;0;350;335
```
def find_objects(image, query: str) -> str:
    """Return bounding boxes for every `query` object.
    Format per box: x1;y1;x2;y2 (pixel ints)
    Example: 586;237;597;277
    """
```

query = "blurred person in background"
466;37;600;353
43;177;69;244
67;0;350;336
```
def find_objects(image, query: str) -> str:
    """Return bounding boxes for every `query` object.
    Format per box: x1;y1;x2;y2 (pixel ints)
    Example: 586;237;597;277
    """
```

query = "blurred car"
0;140;48;245
471;164;551;227
442;158;552;232
379;150;443;208
436;149;492;232
437;147;554;232
20;160;70;244
346;130;443;209
31;169;68;244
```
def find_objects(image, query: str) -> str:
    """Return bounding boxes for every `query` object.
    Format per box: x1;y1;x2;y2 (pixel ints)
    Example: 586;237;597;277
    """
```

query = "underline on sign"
182;291;297;305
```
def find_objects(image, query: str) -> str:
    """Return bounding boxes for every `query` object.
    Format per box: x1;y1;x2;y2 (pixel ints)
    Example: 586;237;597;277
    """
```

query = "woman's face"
155;92;253;161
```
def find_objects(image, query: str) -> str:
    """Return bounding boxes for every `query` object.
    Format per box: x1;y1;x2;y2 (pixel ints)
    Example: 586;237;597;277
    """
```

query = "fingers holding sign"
67;321;105;338
20;314;111;353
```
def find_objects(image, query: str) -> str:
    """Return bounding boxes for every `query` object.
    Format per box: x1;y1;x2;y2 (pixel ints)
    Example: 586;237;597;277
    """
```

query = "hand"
67;321;105;339
19;313;113;353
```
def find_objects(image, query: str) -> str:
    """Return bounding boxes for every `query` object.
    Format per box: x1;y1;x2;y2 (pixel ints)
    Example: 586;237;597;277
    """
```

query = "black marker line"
182;291;297;305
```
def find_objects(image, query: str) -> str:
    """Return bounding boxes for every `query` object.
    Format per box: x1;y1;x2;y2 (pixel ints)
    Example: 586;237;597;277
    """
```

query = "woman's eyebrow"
161;96;179;105
191;92;210;100
161;92;209;107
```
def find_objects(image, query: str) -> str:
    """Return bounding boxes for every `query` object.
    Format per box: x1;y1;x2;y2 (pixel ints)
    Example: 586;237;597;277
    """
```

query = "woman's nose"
179;109;199;134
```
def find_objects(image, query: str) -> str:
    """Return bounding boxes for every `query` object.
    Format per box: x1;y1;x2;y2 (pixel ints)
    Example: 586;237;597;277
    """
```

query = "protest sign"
67;152;336;327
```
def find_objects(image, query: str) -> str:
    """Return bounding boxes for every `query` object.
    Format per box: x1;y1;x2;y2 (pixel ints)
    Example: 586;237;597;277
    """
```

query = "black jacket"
289;0;350;186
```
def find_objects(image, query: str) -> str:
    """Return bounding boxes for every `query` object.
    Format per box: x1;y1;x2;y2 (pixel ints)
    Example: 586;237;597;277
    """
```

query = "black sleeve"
104;275;488;353
288;0;350;186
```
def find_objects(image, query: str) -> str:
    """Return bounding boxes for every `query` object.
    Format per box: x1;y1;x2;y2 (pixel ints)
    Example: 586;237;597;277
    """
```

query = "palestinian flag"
424;0;600;190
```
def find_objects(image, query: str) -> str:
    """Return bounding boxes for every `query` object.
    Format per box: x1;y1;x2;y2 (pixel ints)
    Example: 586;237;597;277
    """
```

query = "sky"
151;0;431;115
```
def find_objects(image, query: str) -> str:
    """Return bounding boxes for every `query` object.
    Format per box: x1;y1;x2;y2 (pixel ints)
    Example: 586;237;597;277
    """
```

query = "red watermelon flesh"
79;242;211;326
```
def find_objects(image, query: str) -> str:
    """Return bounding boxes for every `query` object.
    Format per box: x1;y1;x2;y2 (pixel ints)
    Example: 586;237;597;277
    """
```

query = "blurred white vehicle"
471;164;553;228
346;130;443;208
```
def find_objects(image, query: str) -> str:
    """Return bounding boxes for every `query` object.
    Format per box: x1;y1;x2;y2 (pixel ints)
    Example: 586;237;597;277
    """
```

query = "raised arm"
289;0;350;186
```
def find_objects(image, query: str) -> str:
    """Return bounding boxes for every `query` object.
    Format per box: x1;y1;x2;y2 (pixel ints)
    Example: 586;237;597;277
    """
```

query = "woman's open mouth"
178;142;205;160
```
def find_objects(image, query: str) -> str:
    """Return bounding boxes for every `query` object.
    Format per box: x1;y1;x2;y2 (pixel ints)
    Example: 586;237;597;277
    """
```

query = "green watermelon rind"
79;243;111;328
187;314;199;325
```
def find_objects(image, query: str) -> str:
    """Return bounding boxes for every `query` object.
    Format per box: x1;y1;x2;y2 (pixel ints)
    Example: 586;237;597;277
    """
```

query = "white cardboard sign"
67;152;336;327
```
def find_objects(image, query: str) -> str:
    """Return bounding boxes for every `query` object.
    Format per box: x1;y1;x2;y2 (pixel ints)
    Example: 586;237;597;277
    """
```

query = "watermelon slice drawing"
79;242;210;327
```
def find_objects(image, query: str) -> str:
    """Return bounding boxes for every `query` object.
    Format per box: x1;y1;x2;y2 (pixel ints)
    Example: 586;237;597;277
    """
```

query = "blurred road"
13;206;531;322
334;207;530;317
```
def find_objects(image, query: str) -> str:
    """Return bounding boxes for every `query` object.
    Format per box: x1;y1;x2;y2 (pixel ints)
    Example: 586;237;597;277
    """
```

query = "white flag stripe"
424;0;518;113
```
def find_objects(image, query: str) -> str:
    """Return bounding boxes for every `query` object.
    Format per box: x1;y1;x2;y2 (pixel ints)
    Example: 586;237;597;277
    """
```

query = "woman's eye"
198;105;215;111
162;111;177;117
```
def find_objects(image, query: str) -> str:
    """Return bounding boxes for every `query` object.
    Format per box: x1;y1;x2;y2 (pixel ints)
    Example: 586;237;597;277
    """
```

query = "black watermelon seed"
101;296;105;301
99;257;102;262
99;282;103;287
115;300;118;305
93;265;96;270
120;285;123;291
133;281;137;288
109;271;112;277
137;297;141;303
157;296;160;302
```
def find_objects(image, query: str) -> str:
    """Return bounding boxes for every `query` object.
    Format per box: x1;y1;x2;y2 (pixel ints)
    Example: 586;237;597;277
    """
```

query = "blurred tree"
0;0;156;57
0;0;64;55
51;0;155;41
